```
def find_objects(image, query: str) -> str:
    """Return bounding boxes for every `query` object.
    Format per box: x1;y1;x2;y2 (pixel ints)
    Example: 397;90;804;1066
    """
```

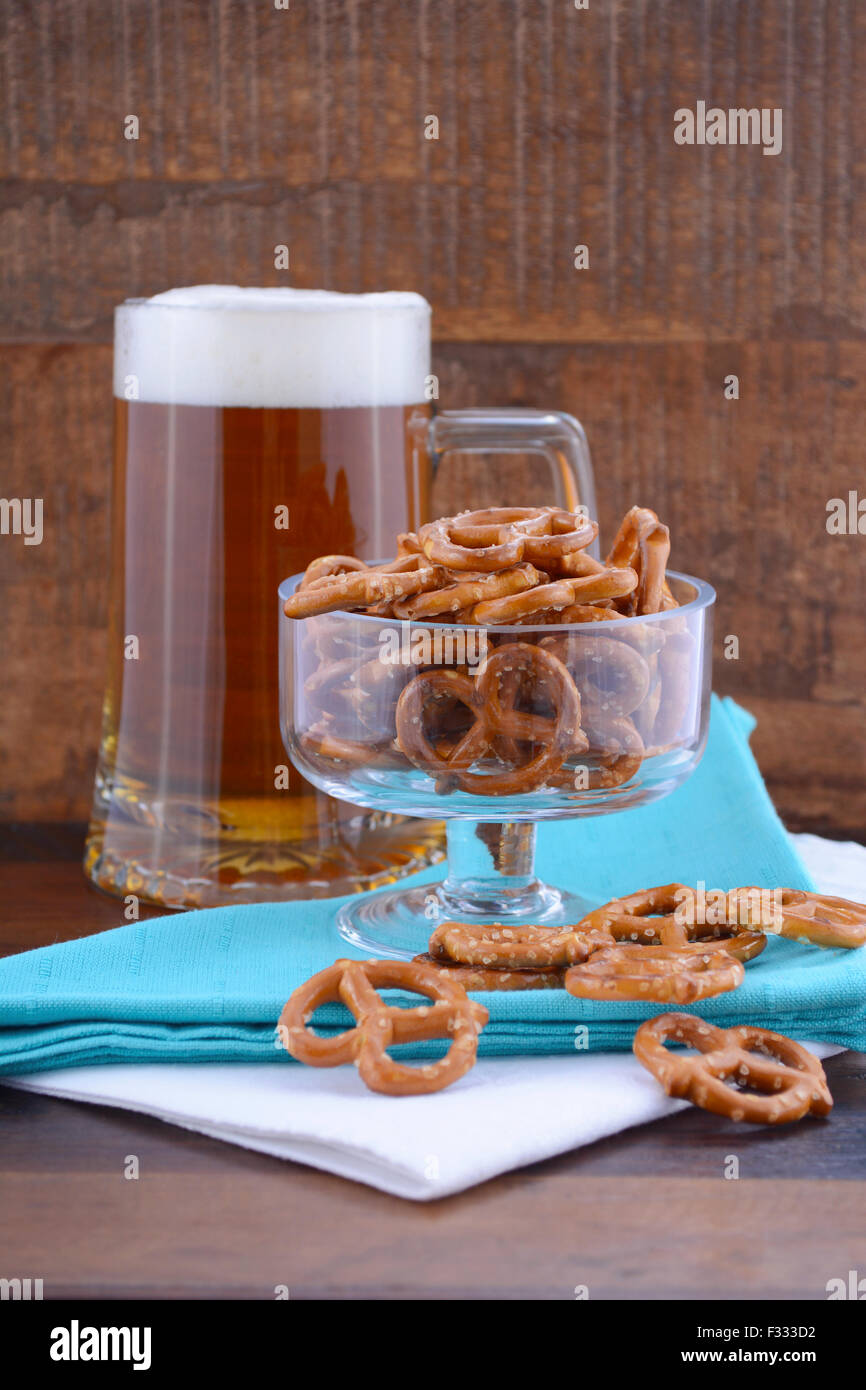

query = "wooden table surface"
1;833;865;1301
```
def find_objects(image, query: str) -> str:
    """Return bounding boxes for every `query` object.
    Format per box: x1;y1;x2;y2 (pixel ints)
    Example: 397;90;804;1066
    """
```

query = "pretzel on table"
277;958;488;1096
633;1013;833;1124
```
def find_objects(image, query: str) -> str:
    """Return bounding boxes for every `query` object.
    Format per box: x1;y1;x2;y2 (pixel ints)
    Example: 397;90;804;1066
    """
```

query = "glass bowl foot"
336;880;596;959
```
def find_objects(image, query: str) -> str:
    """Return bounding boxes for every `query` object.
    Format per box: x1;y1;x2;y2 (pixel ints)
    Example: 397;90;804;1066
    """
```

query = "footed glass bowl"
279;572;715;957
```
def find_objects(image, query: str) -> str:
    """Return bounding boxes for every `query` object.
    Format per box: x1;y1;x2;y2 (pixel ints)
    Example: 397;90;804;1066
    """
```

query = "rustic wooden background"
1;0;864;836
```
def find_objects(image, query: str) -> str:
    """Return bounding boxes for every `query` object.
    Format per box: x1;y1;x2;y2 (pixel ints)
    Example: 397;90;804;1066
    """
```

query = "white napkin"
5;833;862;1201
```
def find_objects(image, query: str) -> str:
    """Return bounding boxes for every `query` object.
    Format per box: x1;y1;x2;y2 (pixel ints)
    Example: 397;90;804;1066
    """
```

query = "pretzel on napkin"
726;887;866;949
277;958;488;1096
413;952;566;991
424;889;764;1003
564;942;745;1004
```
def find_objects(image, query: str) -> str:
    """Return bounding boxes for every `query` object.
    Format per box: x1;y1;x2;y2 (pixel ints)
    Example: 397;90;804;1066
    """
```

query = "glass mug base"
84;770;444;909
335;879;596;960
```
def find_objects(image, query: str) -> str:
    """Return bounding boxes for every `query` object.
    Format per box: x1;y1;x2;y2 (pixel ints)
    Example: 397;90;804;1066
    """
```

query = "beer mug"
85;287;596;907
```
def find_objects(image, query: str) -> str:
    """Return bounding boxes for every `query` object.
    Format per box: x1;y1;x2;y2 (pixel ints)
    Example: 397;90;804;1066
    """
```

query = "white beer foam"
114;286;431;407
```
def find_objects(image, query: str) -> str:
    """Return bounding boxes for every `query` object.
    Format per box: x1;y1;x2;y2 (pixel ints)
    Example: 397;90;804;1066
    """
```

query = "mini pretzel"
426;902;763;975
564;943;745;1003
428;919;606;969
394;667;490;788
575;883;766;961
553;603;620;622
473;645;585;793
413;953;566;991
472;568;637;625
300;554;368;588
446;505;595;558
284;563;441;618
420;506;595;574
446;507;553;548
577;714;645;789
392;563;544;620
518;509;598;563
633;1013;833;1124
277;958;488;1096
605;505;671;616
299;723;383;768
546;633;651;718
634;521;670;615
545;550;606;579
577;882;691;939
420;509;541;572
302;654;361;702
395;642;582;795
727;887;866;949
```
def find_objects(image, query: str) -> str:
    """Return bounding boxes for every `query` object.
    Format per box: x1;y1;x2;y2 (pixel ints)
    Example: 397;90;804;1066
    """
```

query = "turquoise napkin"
1;696;864;1075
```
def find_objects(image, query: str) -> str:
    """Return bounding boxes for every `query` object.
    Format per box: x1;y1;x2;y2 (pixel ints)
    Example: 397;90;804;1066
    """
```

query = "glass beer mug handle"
426;408;598;553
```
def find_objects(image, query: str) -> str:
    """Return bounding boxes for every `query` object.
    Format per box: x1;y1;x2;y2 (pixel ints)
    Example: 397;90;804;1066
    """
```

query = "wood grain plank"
1;1163;863;1299
1;1;865;341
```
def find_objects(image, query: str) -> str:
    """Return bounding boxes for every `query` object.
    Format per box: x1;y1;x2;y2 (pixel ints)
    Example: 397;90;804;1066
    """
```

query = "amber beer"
85;287;439;907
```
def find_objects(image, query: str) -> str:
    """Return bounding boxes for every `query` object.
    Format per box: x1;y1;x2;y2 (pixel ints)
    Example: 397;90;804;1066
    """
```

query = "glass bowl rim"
278;567;715;634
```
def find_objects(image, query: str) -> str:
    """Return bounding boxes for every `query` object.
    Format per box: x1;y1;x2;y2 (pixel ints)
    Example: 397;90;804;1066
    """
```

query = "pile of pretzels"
277;885;866;1125
285;504;692;795
417;885;866;1000
284;503;676;625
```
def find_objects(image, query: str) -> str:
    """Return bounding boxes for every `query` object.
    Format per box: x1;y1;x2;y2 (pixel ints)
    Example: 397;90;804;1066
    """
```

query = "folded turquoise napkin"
2;696;864;1075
